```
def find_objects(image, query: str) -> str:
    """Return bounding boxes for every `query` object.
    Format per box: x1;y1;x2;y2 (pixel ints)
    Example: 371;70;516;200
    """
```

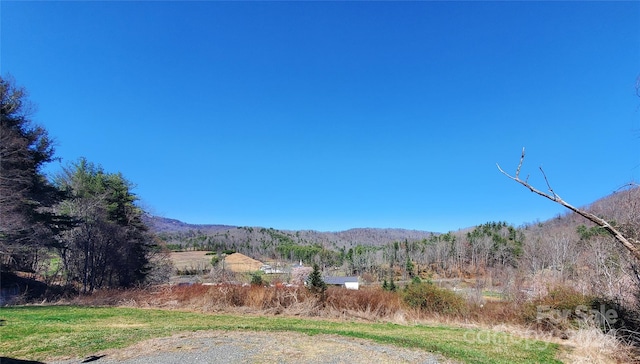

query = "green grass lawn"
0;305;562;363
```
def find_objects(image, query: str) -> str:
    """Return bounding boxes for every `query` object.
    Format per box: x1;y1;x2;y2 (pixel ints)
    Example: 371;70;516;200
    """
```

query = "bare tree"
497;148;640;262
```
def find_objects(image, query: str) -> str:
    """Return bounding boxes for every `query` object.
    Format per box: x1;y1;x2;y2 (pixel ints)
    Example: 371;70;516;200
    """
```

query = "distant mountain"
145;186;640;248
143;214;438;249
288;227;439;247
146;185;640;252
142;215;235;234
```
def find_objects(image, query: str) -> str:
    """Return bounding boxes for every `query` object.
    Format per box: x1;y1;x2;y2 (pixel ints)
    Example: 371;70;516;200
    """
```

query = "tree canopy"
0;77;66;272
0;76;164;291
55;158;155;292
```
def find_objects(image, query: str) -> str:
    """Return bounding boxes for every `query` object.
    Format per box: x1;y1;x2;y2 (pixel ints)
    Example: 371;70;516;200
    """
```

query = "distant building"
324;276;359;290
260;264;284;274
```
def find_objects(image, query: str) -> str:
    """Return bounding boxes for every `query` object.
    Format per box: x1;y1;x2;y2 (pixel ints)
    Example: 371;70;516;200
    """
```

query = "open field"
0;306;562;364
170;251;213;272
170;251;265;274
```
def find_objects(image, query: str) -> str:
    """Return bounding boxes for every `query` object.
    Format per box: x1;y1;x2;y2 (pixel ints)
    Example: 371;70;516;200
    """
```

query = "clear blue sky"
2;1;639;232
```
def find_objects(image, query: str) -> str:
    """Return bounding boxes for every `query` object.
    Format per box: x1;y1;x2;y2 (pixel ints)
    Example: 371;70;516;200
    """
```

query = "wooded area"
0;77;167;292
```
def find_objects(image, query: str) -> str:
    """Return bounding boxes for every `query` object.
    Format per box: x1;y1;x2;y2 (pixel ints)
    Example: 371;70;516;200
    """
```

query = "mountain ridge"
143;214;442;236
145;186;640;251
142;215;236;234
144;214;441;250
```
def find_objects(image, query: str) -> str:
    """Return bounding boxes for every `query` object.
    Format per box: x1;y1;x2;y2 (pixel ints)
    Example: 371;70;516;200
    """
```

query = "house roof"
324;276;358;285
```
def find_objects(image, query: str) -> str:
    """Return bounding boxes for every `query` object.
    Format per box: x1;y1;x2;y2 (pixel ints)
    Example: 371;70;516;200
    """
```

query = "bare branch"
498;149;640;263
539;166;558;201
515;147;525;179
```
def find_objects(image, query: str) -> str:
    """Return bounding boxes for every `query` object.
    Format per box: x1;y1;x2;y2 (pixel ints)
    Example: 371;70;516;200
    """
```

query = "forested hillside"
148;217;438;250
151;221;438;273
143;215;235;234
151;185;640;306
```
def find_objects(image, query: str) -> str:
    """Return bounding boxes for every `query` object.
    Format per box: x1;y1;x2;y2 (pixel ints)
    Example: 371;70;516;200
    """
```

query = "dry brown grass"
324;287;404;320
170;251;213;274
559;327;630;364
222;253;264;273
69;284;409;322
467;300;528;325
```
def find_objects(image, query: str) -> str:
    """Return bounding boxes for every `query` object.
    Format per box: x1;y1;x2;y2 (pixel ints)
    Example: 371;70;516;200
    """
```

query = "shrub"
543;286;594;311
250;271;265;286
403;281;467;315
522;285;595;332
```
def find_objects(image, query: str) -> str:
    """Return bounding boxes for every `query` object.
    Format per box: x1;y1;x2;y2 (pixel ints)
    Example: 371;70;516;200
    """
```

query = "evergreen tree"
306;263;326;296
405;256;415;278
389;278;397;292
0;76;69;272
55;159;155;292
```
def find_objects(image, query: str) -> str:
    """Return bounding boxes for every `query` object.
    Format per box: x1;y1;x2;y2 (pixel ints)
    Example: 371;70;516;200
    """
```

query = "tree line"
0;77;168;293
159;220;525;281
160;202;639;307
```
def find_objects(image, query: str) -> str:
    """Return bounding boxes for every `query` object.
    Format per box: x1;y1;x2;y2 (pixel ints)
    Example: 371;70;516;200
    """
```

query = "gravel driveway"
48;330;453;364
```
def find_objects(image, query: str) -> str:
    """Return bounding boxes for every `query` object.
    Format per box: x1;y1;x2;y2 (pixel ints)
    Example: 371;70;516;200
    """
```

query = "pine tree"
55;159;155;292
306;263;326;296
389;278;397;292
405;256;415;278
0;77;69;272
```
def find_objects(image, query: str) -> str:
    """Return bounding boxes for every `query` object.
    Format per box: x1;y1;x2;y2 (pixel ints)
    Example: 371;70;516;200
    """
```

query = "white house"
324;276;359;290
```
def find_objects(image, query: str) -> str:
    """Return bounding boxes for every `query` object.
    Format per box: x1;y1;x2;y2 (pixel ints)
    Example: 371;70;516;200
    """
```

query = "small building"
260;264;284;274
324;276;359;290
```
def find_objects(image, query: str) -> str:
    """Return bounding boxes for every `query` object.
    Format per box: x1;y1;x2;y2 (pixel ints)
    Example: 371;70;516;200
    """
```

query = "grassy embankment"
1;305;560;363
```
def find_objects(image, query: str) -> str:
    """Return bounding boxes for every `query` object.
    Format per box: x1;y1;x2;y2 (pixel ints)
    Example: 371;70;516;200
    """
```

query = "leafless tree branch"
539;166;558;200
497;148;640;262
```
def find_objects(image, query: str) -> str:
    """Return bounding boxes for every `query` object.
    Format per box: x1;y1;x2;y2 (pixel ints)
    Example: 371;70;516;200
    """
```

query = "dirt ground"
48;330;450;364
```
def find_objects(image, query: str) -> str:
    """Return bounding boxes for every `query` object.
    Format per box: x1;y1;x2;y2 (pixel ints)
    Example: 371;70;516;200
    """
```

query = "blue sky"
2;1;639;232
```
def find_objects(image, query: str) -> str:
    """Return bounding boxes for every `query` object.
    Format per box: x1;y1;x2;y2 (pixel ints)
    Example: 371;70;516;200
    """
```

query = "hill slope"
145;215;438;252
147;186;640;264
143;215;235;234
